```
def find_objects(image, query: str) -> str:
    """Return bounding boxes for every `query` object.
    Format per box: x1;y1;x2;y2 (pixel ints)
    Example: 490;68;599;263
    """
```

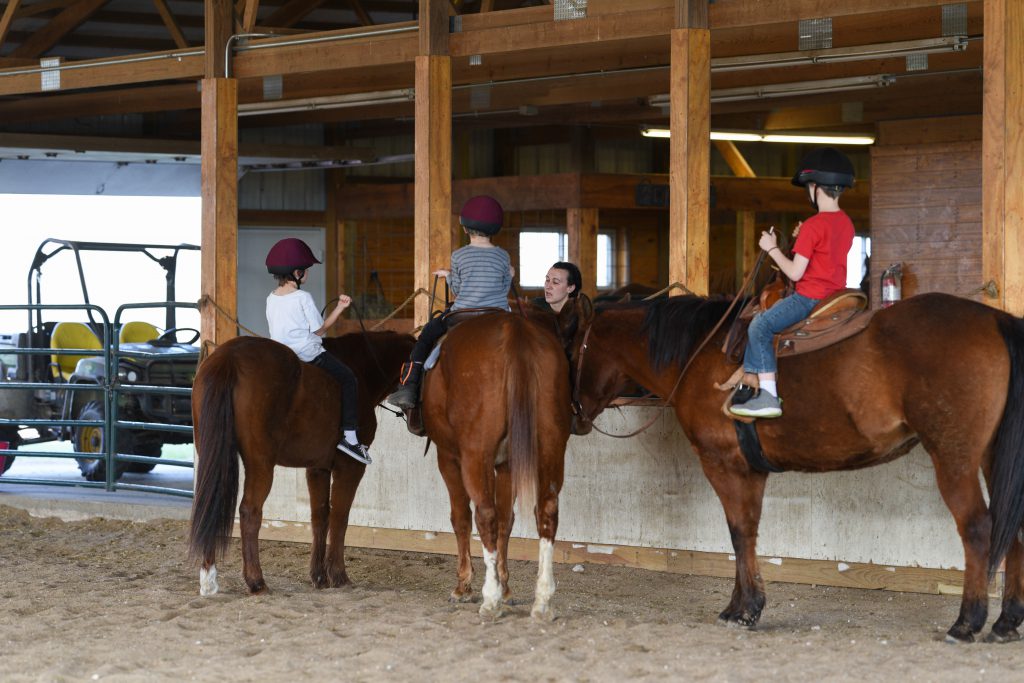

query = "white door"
237;228;326;338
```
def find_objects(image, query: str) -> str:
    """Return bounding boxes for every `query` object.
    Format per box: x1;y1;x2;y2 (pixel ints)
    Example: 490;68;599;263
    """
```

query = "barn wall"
869;135;983;308
260;407;963;574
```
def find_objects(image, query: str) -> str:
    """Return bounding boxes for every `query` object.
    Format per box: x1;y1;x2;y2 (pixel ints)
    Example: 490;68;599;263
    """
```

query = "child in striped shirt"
387;195;513;410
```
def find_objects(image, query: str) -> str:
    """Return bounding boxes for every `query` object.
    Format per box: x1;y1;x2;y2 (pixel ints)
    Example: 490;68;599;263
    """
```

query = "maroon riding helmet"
265;237;321;276
459;195;504;235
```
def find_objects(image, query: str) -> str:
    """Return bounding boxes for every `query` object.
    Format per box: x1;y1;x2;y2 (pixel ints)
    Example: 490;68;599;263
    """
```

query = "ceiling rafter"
349;0;373;26
0;0;23;48
10;0;109;58
152;0;189;49
264;0;326;28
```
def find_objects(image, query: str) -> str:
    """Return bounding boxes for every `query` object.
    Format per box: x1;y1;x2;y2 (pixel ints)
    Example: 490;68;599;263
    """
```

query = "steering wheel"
157;327;201;345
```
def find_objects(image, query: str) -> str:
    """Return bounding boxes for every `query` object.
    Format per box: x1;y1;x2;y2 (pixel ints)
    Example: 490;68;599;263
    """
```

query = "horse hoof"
479;602;504;619
247;580;269;595
718;615;757;630
449;590;475;603
984;628;1020;644
943;630;975;644
531;603;556;622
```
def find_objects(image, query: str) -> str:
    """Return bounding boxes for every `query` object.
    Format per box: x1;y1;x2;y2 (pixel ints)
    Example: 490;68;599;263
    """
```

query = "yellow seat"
50;322;102;380
120;321;160;344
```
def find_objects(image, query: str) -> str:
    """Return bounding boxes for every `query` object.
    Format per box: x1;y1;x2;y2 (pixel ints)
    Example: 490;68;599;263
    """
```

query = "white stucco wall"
261;406;963;570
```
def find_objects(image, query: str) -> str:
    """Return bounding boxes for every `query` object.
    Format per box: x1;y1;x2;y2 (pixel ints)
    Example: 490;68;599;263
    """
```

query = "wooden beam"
419;0;448;56
0;0;22;49
675;0;707;29
568;208;599;299
10;0;107;58
983;0;1024;315
0;50;203;97
349;0;373;26
414;55;452;326
264;0;325;28
668;26;710;295
200;77;239;347
205;0;233;78
152;0;189;49
713;139;754;178
13;0;71;19
239;0;261;32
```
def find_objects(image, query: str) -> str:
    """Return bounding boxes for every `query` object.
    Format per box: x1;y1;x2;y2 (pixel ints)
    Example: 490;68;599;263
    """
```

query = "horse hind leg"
238;459;275;594
989;538;1024;643
496;461;515;602
199;559;219;596
324;456;367;587
305;467;332;589
437;448;475;602
531;488;560;621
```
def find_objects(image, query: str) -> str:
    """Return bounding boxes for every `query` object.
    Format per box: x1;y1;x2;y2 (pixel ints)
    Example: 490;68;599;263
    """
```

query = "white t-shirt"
266;289;324;362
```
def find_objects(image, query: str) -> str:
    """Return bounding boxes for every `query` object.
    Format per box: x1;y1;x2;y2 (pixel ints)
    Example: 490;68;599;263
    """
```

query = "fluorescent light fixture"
239;88;415;117
711;36;967;72
640;126;671;138
762;133;875;145
710;130;763;142
642;128;875;145
710;74;895;103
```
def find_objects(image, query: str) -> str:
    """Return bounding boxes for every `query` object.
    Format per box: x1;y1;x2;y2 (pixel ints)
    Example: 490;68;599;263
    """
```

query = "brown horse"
420;310;572;619
566;292;1024;642
187;331;414;595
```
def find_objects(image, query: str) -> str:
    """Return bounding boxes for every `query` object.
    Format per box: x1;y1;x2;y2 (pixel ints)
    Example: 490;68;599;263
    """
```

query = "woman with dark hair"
532;261;582;313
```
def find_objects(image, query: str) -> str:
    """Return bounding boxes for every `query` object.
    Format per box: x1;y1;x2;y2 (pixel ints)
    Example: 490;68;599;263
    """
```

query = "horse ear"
579;293;595;325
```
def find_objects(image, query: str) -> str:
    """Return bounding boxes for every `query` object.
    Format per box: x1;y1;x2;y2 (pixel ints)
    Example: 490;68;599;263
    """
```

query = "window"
518;229;617;289
847;235;871;289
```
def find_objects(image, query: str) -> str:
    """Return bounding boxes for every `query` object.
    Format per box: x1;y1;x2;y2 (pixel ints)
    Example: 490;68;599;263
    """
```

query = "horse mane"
642;294;738;371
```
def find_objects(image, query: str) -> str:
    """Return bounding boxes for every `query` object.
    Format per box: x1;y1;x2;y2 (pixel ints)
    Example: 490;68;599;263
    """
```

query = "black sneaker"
337;439;372;464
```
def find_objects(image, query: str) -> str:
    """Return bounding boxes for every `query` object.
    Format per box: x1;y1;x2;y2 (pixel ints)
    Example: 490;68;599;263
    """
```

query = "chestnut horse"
566;292;1024;642
188;331;414;595
420;310;572;619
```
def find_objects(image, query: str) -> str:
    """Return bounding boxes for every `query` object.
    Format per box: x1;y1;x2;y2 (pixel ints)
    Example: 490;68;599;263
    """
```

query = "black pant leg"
310;351;359;432
410;315;449;364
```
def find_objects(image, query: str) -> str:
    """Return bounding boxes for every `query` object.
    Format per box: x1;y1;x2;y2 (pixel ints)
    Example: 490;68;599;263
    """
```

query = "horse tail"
188;354;240;567
988;314;1024;576
507;320;539;515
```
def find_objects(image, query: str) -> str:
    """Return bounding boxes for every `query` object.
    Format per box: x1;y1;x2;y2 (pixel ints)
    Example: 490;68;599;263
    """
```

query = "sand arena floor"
2;504;1024;681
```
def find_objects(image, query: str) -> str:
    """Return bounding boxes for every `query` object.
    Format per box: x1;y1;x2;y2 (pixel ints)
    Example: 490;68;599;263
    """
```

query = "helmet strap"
286;268;306;288
807;183;819;211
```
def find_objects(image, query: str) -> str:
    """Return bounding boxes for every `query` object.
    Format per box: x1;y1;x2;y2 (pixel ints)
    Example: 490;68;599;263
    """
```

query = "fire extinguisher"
881;263;903;308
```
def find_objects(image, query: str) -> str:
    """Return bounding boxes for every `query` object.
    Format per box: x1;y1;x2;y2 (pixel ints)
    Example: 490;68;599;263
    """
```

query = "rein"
572;249;772;438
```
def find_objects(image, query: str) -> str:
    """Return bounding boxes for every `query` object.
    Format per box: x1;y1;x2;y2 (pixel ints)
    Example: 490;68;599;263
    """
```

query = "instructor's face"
544;268;575;312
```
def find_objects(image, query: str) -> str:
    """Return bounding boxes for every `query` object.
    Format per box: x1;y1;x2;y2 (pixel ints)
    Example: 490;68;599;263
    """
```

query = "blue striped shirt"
449;244;512;311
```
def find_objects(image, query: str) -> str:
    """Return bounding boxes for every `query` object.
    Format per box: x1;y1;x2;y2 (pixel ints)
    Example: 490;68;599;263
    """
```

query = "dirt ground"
1;504;1022;682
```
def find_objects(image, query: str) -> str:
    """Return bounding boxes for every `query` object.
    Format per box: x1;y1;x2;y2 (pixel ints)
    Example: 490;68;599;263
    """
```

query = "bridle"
570;251;771;438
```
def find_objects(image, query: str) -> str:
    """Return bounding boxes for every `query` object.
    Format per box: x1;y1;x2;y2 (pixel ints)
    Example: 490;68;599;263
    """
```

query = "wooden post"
983;0;1024;316
200;0;237;346
324;168;344;333
567;208;598;299
714;140;758;291
414;0;452;326
668;0;710;295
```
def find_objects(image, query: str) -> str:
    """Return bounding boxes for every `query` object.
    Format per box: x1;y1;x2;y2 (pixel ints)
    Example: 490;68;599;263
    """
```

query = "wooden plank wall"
871;133;983;309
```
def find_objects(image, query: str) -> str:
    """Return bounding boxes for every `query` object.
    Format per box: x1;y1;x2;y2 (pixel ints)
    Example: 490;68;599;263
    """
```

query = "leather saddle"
724;288;874;363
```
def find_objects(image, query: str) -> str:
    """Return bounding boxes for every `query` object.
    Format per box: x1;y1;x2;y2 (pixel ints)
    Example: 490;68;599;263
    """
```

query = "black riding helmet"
791;147;855;190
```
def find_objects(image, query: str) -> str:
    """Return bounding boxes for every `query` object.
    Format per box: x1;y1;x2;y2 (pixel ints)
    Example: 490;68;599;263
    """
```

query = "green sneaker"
729;390;782;419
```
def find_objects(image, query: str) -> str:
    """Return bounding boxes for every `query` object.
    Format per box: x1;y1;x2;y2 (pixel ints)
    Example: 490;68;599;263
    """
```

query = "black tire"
74;401;126;482
124;437;162;474
0;428;17;475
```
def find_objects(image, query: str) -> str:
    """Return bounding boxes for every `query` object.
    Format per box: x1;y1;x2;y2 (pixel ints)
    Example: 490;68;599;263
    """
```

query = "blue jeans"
743;293;819;374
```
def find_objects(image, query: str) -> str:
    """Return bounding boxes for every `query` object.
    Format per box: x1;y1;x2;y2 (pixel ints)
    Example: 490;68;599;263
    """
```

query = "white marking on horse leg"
199;565;219;596
479;548;502;616
531;538;556;620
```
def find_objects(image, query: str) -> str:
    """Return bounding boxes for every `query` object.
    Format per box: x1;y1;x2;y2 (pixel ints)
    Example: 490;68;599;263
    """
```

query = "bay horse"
420;310;572;619
188;330;414;595
565;292;1024;642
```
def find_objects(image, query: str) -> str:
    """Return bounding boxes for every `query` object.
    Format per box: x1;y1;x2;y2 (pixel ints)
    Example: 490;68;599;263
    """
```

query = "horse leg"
305;467;332;589
238;460;274;594
324;456;366;587
932;459;991;642
702;462;768;628
530;457;563;622
199;556;219;596
990;539;1024;642
437;447;475;602
462;453;502;617
495;461;514;602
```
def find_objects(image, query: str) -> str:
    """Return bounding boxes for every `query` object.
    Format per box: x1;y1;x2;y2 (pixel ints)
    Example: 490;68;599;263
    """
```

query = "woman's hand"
792;221;802;239
758;228;779;253
433;269;450;278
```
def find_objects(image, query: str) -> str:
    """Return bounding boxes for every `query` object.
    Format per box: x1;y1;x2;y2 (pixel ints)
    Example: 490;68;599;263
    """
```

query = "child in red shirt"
730;147;856;419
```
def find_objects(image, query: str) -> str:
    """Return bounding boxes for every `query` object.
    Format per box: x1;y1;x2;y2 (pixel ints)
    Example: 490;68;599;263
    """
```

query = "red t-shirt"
792;210;854;300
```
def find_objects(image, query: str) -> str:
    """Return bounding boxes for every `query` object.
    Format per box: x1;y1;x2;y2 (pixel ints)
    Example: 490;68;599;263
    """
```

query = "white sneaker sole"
729;406;782;418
